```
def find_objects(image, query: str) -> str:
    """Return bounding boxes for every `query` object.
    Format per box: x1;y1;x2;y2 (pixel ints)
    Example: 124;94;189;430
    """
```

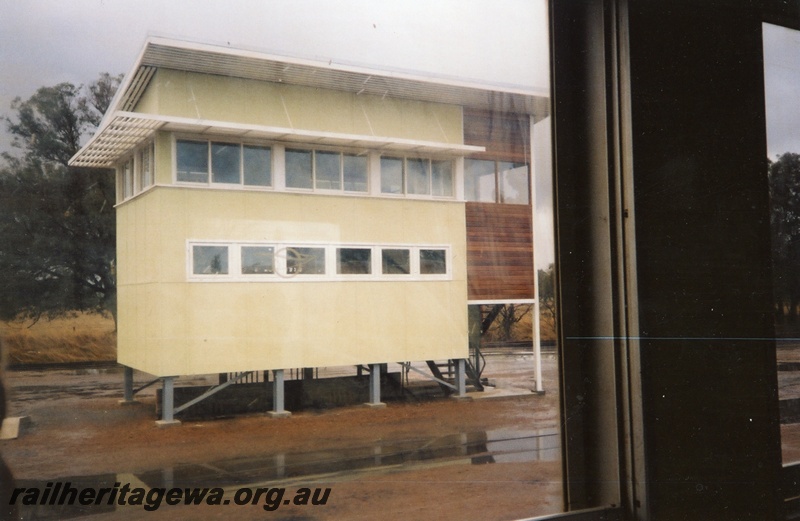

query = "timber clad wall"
466;202;534;300
463;108;530;163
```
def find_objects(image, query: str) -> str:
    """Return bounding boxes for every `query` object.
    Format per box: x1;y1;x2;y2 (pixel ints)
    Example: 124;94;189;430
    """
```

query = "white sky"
0;0;557;265
0;0;549;146
1;3;796;268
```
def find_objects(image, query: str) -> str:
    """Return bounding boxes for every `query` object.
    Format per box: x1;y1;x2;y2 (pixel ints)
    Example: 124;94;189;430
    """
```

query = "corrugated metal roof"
71;37;548;168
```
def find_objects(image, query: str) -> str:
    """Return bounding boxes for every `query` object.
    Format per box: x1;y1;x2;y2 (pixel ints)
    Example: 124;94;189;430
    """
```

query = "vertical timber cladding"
463;108;535;301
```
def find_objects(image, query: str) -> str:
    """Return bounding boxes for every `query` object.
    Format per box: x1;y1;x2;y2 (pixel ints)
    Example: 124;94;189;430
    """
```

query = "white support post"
268;369;291;418
155;377;181;427
364;363;386;408
531;117;544;394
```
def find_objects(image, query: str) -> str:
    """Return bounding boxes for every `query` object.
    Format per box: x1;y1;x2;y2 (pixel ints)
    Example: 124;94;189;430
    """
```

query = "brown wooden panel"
466;202;534;300
463;108;531;163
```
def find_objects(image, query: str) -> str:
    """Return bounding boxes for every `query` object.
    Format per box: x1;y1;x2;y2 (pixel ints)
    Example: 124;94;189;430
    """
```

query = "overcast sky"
1;3;797;267
764;22;800;159
0;0;557;264
0;0;548;150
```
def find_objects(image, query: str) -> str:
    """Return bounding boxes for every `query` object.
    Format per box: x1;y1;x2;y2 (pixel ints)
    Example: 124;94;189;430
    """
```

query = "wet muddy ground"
1;350;563;520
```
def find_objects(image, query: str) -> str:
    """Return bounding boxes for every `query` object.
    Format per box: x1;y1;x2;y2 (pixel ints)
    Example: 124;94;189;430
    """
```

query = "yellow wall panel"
135;70;463;144
117;186;467;376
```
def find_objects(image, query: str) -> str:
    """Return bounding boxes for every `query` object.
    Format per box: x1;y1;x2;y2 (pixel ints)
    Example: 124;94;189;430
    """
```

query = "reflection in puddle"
13;428;559;519
135;428;559;489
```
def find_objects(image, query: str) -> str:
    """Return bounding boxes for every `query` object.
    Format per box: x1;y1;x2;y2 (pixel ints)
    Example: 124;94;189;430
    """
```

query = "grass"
0;313;116;366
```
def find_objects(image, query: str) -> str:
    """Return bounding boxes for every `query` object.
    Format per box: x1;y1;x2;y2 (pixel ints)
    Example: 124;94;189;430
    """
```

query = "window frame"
546;1;793;520
284;147;371;194
189;243;231;278
464;158;531;205
186;241;452;282
174;136;274;189
380;155;456;199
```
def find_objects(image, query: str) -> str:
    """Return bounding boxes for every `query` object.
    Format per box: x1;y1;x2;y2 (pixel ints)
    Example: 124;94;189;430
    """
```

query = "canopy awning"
70;37;547;168
70;111;486;168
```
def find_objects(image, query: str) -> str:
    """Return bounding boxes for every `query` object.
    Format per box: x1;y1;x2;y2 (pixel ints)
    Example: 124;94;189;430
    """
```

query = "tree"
494;303;533;341
768;152;800;321
538;263;555;319
0;74;121;324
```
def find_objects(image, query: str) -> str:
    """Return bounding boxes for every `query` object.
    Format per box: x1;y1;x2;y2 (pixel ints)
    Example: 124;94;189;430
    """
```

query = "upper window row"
118;138;530;206
177;140;272;187
380;156;453;197
286;148;368;192
188;242;451;282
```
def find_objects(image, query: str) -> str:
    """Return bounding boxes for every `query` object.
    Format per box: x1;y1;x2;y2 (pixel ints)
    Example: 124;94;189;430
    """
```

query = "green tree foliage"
0;74;121;324
769;152;800;321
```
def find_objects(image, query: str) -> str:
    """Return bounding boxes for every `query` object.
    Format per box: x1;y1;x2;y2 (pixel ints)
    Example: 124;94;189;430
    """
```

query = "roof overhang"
70;37;548;168
71;112;486;168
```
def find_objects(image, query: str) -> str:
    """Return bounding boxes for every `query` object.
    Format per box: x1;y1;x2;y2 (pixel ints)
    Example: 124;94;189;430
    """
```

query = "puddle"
134;427;559;489
11;428;559;519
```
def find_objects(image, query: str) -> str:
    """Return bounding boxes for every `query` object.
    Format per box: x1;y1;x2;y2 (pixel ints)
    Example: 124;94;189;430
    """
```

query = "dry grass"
0;313;116;365
483;306;557;343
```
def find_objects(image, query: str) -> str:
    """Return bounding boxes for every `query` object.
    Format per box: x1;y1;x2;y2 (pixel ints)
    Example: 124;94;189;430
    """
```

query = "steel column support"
119;366;136;405
155;376;180;427
365;363;386;408
268;369;291;418
454;358;467;398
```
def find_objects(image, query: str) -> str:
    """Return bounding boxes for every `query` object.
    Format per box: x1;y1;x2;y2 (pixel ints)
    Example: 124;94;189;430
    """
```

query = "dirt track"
0;353;563;520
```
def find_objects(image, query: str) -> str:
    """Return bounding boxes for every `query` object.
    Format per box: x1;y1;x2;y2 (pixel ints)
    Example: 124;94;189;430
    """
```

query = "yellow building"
70;38;548;424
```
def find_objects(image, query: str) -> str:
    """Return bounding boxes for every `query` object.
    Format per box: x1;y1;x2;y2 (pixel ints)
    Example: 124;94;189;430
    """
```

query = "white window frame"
188;242;233;279
284;146;371;194
186;240;452;282
380;155;456;200
174;135;274;190
464;158;530;205
171;133;462;202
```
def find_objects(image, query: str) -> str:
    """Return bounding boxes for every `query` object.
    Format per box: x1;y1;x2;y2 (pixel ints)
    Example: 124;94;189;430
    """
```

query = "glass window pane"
123;160;133;199
337;248;371;274
464;159;496;202
138;147;151;189
382;249;410;275
287;247;325;275
420;249;446;275
406;158;430;195
343;153;368;192
193;245;228;275
431;160;453;197
499;162;530;204
177;140;209;183
211;142;241;184
243;145;271;186
315;150;341;190
241;246;275;274
381;157;404;194
764;23;800;464
144;144;153;187
286;149;313;189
